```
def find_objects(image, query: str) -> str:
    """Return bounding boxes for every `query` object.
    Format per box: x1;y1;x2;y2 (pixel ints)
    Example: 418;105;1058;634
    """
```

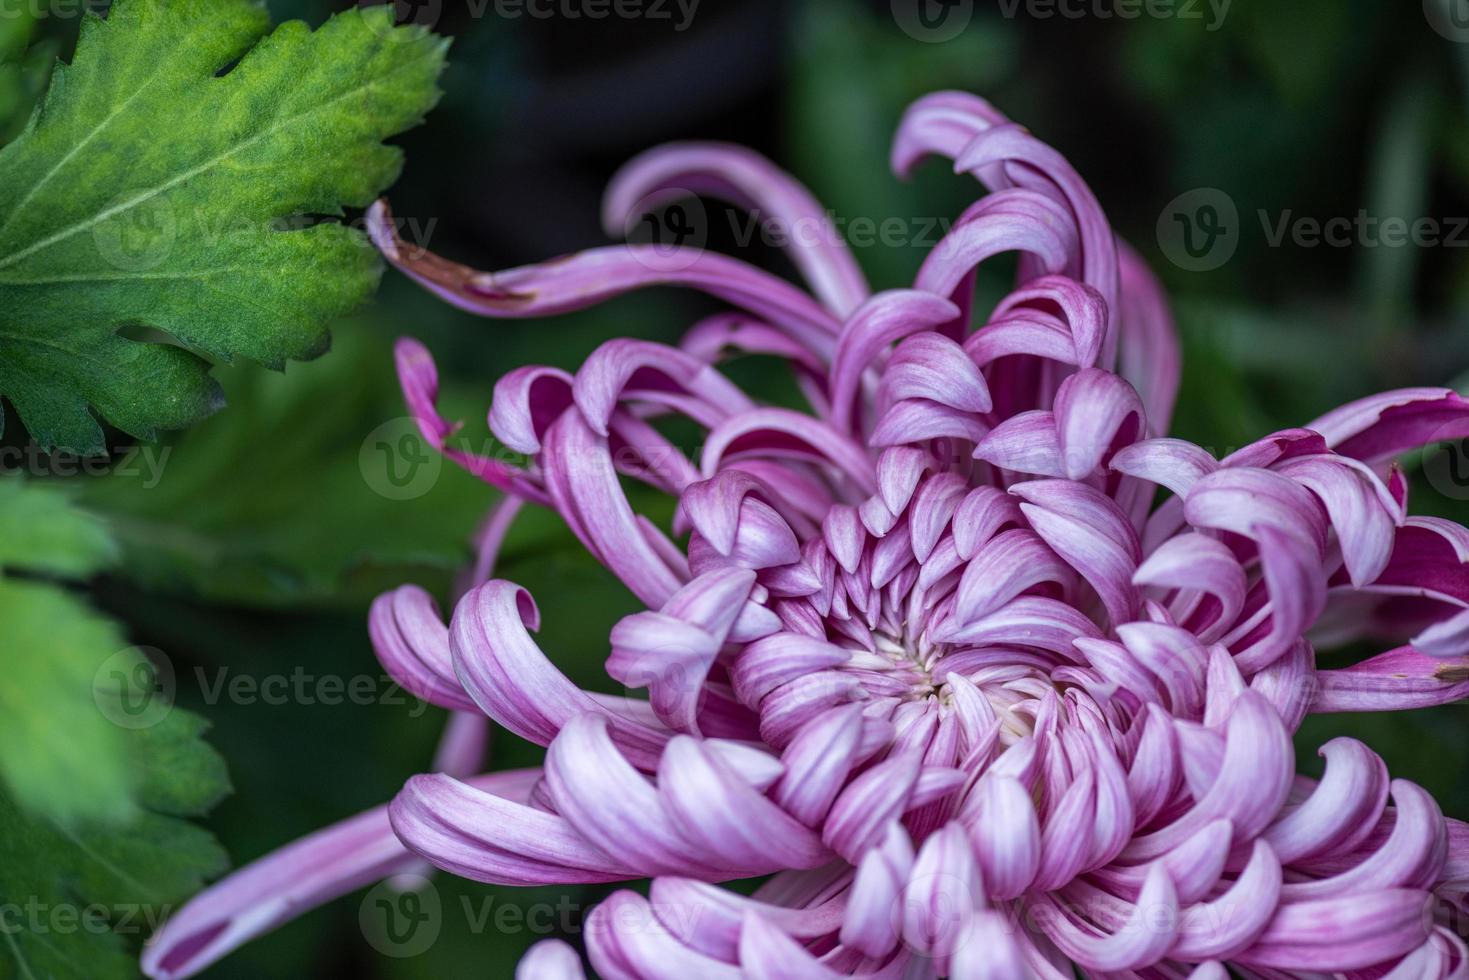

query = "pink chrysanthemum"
146;92;1469;980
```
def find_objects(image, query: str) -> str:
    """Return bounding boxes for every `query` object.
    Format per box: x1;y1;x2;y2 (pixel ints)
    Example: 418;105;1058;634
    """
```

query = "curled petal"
1012;480;1141;628
678;469;798;557
1116;622;1207;717
909;472;970;562
1184;467;1327;554
950;912;1032;980
394;337;546;500
688;498;802;574
517;940;588;980
656;735;831;874
952;485;1024;560
1168;840;1282;960
143;771;544;980
876;446;932;516
603;142;870;316
1032;767;1095;892
1311;646;1469;713
1263;737;1389;863
991;275;1108;368
1123;692;1293;861
757;671;869;749
904;822;984;959
879;332;992;416
490;364;574;455
936;596;1101;654
891;90;1010;180
586;891;743;980
452;581;669;767
737;912;855;979
1277;455;1397;587
773;705;876;827
916;189;1077;298
543;410;688;605
1237;523;1328;673
1125;704;1179;828
974;410;1066;478
732;633;852;708
702;407;877;495
1282;779;1447;898
370;585;477;712
390;769;638;885
967;309;1081;368
1235;888;1434;972
547;715;825;878
828;290;962;433
1052;367;1145;480
574;338;754;437
1133;533;1246;644
955;529;1074;626
370;200;840;356
962;774;1040;900
1036;863;1178;971
649;878;844;964
952;123;1118;359
1110;438;1218;498
842;822;914;959
823;752;923;863
607;612;721;734
1307;388;1469;463
654;560;758;643
1088;819;1229;905
871;399;989;447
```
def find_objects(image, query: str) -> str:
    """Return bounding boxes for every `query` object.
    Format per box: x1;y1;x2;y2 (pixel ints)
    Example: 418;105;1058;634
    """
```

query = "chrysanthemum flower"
145;92;1469;979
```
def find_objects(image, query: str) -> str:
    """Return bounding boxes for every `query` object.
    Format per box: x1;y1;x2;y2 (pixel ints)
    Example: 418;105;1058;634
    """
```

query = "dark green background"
11;0;1469;974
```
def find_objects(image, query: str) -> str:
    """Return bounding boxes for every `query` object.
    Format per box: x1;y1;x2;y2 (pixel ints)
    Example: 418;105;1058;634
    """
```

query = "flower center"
831;617;1046;747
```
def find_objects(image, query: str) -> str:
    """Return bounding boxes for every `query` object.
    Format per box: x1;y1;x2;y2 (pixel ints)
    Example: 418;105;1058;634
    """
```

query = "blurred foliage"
0;477;230;977
0;480;134;823
0;707;229;979
79;322;493;610
0;8;53;146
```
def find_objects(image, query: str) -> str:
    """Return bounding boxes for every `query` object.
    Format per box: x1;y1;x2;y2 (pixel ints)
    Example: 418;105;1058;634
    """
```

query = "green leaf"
0;7;36;141
0;0;449;454
0;480;136;824
0;484;230;972
0;578;137;826
0;37;51;149
0;708;229;980
0;7;56;151
0;477;116;578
